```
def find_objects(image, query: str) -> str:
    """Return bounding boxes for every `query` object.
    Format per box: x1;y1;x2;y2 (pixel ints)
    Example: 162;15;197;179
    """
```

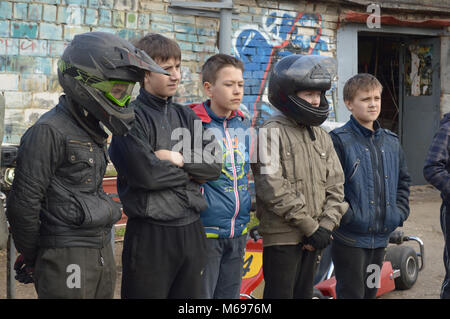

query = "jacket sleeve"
423;121;450;202
397;145;412;223
6;124;63;264
319;133;349;232
182;116;222;181
252;123;318;236
108;113;190;191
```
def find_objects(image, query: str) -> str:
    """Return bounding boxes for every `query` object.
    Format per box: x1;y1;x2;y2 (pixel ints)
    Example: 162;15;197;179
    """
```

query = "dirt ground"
0;185;445;299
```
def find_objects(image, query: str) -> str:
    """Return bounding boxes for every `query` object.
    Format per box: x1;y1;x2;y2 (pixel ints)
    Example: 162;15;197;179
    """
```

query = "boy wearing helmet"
330;73;411;299
252;54;348;299
6;32;167;298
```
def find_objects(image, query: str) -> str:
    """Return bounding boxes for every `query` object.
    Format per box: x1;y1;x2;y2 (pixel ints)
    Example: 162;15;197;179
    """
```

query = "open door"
400;37;440;185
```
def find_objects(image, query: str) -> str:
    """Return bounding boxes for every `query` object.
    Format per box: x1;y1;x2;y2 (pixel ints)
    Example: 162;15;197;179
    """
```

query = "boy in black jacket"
109;33;222;299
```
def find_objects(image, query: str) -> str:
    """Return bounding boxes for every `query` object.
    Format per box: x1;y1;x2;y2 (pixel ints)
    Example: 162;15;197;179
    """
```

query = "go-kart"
240;226;424;299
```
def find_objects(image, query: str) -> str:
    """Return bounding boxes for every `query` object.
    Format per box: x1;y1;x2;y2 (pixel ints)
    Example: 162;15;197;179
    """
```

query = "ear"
203;81;213;98
344;99;353;111
143;71;151;89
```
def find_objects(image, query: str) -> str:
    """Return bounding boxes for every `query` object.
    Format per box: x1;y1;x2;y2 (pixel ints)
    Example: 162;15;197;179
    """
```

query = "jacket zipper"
224;120;240;238
69;140;93;152
369;134;382;235
305;134;314;215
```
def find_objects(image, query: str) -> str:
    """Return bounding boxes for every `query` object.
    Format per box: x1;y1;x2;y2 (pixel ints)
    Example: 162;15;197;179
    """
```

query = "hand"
302;244;315;251
304;226;332;250
155;150;184;167
14;254;34;284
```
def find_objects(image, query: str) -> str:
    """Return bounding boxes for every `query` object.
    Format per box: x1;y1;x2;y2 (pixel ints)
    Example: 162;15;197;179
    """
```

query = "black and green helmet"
58;32;168;136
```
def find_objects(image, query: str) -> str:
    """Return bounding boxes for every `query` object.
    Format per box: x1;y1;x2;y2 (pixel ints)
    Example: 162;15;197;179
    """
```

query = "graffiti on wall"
233;11;332;128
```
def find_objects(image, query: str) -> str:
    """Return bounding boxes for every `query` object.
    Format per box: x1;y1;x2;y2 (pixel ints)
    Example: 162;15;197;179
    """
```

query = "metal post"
219;0;233;54
6;234;16;299
0;94;7;252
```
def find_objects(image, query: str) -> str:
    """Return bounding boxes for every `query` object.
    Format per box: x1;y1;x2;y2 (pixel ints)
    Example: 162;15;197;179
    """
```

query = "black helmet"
268;54;337;126
58;32;169;136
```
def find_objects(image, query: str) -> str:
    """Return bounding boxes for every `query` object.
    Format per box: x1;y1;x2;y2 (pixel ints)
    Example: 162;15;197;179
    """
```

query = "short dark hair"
133;33;181;63
343;73;383;102
201;54;244;84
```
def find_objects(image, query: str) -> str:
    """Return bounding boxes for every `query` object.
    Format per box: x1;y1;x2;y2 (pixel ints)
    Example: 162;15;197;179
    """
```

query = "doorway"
357;33;441;185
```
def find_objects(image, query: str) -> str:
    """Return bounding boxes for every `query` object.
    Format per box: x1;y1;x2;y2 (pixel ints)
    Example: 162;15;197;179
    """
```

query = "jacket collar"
189;100;245;123
136;87;172;111
59;95;108;145
349;115;381;137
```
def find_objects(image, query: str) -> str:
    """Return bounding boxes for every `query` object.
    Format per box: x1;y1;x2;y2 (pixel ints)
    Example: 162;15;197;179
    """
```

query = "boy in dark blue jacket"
424;112;450;299
190;54;251;299
330;73;411;299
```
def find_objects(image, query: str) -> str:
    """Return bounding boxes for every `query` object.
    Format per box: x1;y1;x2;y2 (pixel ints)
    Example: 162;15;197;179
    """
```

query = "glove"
304;226;332;250
14;254;34;284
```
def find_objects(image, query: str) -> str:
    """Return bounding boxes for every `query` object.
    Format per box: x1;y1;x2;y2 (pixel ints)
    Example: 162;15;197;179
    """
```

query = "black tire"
385;245;419;290
312;288;328;299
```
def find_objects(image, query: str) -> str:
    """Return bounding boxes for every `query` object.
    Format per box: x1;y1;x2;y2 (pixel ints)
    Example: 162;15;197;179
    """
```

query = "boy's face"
203;65;244;116
296;90;321;107
144;57;181;99
345;88;381;129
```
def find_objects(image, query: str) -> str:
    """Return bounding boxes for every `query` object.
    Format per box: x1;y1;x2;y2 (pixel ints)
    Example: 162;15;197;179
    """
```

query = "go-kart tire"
312;288;328;299
385;245;419;290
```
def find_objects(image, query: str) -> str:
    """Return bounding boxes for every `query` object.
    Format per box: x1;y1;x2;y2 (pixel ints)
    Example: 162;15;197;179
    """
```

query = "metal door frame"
336;23;446;123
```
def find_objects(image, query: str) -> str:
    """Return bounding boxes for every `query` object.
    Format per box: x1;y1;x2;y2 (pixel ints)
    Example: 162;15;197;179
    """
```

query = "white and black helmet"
268;54;337;126
58;32;169;136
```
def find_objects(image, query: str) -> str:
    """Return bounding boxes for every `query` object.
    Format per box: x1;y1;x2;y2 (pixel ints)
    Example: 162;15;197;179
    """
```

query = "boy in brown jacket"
252;54;348;299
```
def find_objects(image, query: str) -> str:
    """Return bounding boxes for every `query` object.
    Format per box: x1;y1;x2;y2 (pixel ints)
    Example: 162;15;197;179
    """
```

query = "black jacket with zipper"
108;88;222;226
6;95;122;264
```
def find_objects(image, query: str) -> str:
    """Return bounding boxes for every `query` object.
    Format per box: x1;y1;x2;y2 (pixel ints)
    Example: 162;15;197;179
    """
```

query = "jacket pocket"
61;140;96;187
339;205;354;226
312;144;328;183
348;158;361;182
342;197;371;234
384;206;402;234
74;192;121;229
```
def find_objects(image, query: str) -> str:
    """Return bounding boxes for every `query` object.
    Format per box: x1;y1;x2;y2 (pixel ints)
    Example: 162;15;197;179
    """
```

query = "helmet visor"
58;59;135;107
92;80;135;107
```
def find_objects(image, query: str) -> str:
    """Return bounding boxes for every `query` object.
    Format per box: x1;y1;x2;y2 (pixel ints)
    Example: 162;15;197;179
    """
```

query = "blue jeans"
441;203;450;299
200;235;247;299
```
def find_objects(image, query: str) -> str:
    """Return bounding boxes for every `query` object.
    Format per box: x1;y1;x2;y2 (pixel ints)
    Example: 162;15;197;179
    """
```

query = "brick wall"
2;0;447;144
0;0;342;144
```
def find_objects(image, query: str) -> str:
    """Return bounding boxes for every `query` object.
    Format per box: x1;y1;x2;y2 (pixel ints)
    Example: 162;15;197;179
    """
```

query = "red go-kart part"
314;261;396;299
240;238;264;299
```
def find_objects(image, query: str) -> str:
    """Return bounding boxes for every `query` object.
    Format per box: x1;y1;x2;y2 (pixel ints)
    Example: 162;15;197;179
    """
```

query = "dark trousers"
331;241;385;299
440;203;450;299
34;242;116;299
121;218;207;299
262;243;319;299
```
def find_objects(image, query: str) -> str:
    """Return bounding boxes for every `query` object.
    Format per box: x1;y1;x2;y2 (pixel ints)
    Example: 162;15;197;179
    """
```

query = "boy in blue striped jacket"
190;54;251;299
